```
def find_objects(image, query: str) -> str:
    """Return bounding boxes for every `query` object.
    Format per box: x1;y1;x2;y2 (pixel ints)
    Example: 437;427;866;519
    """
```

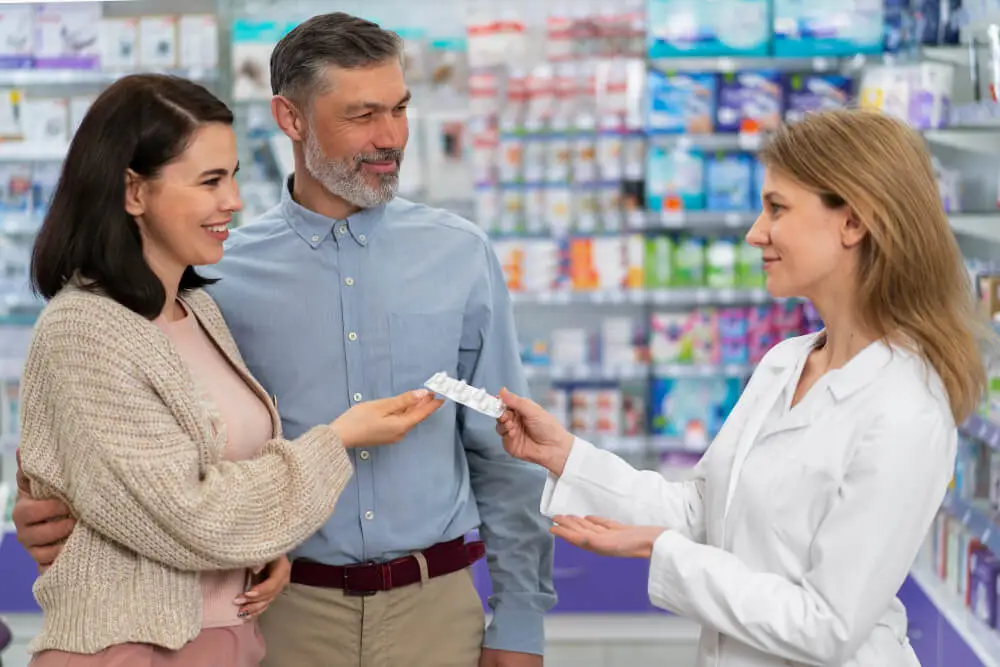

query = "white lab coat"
541;333;957;667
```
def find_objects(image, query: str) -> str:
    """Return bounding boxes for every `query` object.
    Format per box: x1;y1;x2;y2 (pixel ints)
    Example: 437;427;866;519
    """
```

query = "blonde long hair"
759;108;988;423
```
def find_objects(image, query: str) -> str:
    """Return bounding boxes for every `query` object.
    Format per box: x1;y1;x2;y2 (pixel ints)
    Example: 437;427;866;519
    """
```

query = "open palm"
550;515;667;559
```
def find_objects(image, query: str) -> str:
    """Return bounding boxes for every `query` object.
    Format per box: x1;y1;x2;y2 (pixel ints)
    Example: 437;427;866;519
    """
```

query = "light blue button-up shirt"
202;180;556;654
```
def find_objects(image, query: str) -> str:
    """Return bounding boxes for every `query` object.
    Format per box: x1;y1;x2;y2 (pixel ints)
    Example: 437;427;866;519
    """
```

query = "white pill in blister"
423;371;506;418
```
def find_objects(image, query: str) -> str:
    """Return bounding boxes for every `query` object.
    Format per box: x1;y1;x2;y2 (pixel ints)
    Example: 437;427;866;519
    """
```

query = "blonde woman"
12;74;442;666
495;108;988;667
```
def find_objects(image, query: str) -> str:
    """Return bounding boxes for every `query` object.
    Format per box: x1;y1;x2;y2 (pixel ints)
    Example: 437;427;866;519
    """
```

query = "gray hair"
269;12;403;102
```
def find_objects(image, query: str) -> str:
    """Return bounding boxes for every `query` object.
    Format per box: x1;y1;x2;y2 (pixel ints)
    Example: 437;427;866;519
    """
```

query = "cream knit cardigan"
18;284;354;655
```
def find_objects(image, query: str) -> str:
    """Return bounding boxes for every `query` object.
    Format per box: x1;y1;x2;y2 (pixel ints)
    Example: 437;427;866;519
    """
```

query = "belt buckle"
342;561;381;597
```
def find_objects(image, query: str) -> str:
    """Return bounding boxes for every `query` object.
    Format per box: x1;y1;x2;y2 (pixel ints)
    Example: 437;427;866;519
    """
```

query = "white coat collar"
761;331;899;402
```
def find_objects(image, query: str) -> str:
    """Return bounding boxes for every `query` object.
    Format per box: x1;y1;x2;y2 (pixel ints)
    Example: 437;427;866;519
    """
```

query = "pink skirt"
29;621;265;667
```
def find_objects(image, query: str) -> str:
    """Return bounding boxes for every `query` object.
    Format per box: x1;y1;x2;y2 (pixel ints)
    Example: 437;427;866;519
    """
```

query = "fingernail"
413;389;428;398
244;591;259;599
234;597;247;605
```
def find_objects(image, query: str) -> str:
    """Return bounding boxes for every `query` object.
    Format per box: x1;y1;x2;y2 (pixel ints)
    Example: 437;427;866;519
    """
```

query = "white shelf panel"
910;566;1000;667
949;214;1000;243
924;127;1000;153
0;68;218;86
653;363;754;378
648;132;762;152
647;56;842;73
524;363;650;382
0;142;67;161
510;288;769;307
643;210;756;231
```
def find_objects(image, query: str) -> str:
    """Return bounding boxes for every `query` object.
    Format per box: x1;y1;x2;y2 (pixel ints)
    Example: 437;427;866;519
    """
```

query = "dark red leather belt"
290;537;486;596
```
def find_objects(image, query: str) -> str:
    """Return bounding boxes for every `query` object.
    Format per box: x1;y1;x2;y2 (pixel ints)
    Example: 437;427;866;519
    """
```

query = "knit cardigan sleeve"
19;292;354;571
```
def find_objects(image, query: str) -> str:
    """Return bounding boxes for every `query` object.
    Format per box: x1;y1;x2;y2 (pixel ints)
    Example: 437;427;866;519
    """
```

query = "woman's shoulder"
33;286;161;363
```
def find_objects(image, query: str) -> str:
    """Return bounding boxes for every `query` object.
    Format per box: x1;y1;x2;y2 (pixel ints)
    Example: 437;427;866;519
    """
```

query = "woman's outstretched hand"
550;515;667;559
495;388;575;476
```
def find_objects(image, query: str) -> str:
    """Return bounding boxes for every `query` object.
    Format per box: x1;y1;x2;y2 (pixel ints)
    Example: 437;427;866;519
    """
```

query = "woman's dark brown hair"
31;74;233;319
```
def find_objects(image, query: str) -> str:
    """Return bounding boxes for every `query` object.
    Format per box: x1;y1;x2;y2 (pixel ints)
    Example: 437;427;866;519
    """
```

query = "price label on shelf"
724;212;745;227
737;132;763;151
716;57;737;73
661;210;686;227
812;57;832;72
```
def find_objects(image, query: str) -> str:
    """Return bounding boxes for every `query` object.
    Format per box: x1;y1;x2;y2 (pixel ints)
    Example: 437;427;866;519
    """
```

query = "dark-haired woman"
18;73;442;667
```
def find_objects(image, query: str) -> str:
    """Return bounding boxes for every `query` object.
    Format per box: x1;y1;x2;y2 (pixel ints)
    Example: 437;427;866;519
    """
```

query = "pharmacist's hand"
332;389;444;448
496;388;574;476
551;515;667;559
12;449;75;572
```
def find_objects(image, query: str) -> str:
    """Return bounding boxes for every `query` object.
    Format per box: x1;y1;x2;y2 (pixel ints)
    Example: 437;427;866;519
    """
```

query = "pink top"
155;303;273;629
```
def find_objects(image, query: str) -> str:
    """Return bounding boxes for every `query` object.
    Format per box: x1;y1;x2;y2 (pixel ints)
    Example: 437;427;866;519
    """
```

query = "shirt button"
364;511;374;521
338;225;347;235
345;277;354;286
358;234;367;243
359;450;370;460
311;234;320;242
348;332;358;341
353;392;363;402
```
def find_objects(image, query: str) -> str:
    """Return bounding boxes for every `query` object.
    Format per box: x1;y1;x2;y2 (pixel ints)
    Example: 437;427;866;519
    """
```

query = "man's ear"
271;95;306;142
124;169;145;218
841;209;868;249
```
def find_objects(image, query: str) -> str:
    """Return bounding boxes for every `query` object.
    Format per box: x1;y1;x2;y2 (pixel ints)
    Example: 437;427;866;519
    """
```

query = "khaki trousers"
258;564;485;667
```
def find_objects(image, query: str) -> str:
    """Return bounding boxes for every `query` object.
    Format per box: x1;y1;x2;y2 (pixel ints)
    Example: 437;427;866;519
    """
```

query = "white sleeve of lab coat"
539;437;708;542
646;411;955;666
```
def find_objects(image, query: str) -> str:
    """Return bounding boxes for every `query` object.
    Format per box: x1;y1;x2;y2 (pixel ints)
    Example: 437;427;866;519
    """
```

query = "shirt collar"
280;175;387;249
766;329;900;401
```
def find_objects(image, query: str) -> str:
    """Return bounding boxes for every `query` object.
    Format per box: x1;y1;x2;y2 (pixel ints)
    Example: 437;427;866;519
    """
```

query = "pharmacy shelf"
942;491;1000;558
524;362;754;382
648;132;763;152
510;288;769;306
949;214;1000;243
0;68;219;86
0;142;66;162
653;363;754;378
524;363;650;382
647;55;843;74
924;126;1000;153
910;566;1000;667
641;210;756;231
960;413;1000;453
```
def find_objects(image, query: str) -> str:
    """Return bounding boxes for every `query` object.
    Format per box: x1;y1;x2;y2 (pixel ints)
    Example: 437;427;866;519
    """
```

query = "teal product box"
647;0;771;58
773;0;885;57
706;153;753;211
649;376;744;443
646;146;706;211
646;70;718;135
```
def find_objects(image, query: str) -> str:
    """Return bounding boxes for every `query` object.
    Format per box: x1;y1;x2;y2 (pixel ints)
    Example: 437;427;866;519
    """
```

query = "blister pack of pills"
424;371;506;418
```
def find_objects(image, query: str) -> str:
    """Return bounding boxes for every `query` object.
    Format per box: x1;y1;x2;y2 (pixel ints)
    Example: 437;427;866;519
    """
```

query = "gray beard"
303;129;400;209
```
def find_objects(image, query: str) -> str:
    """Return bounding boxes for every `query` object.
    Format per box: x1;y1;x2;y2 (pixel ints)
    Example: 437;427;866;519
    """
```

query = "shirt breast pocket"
389;310;464;393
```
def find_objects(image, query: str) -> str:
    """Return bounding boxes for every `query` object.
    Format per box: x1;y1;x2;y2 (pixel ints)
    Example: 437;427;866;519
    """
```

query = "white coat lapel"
721;363;797;521
720;333;818;522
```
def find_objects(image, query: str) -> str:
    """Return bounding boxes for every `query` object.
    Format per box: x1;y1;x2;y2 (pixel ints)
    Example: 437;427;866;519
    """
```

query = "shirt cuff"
538;437;594;518
483;605;546;655
647;529;694;614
